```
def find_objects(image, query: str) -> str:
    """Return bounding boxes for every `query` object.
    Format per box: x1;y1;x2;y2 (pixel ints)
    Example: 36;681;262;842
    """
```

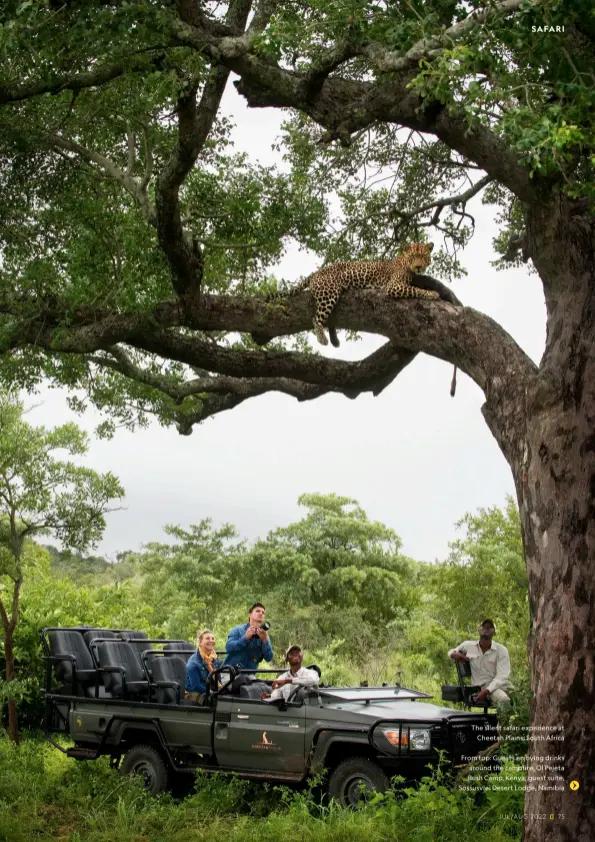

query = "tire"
120;744;169;794
328;757;391;808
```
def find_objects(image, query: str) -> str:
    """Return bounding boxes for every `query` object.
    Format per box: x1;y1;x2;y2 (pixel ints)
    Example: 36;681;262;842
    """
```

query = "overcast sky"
28;87;546;564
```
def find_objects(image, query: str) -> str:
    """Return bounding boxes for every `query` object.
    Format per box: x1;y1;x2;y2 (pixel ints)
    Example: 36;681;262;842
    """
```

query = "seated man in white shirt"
448;619;512;706
262;645;319;702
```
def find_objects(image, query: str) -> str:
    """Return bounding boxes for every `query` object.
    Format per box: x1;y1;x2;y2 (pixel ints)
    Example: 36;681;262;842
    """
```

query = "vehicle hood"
312;699;483;724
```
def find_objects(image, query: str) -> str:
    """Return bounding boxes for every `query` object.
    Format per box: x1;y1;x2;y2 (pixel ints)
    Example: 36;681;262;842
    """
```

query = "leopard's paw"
315;327;329;346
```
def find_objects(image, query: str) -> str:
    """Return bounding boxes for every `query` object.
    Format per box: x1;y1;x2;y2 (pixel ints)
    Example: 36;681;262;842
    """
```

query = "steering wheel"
206;666;237;700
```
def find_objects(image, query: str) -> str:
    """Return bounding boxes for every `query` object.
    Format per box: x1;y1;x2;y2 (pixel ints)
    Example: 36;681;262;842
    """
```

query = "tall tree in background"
0;2;594;836
0;394;123;742
248;493;416;622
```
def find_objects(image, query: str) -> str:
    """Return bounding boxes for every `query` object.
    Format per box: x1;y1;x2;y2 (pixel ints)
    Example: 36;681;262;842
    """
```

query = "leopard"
261;242;458;396
277;242;440;348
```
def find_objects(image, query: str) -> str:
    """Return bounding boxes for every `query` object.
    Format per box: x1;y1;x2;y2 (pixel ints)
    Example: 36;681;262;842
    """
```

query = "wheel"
328;757;390;808
120;744;169;794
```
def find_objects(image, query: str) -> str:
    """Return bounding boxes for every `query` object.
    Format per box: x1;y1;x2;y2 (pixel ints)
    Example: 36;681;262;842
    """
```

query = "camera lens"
261;622;271;632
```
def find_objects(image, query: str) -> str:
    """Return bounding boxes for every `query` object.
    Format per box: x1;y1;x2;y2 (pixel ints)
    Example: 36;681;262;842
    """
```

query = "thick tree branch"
167;20;534;200
88;339;415;434
3;288;536;406
360;0;546;73
0;48;171;106
248;0;280;33
157;0;252;310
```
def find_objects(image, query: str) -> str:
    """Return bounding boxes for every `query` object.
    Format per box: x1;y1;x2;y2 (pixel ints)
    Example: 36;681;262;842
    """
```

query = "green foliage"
1;1;593;430
0;395;124;560
246;493;417;621
0;734;525;842
133;520;245;638
0;492;531;834
0;392;124;733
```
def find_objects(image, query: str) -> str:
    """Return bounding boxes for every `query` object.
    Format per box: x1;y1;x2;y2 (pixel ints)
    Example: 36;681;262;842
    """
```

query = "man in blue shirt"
224;602;274;672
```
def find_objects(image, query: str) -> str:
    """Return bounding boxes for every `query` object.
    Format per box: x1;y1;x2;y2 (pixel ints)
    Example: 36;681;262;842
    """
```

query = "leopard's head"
403;242;434;272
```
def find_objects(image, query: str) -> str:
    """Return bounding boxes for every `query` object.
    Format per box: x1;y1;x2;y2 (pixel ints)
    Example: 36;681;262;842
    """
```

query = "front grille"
448;718;498;759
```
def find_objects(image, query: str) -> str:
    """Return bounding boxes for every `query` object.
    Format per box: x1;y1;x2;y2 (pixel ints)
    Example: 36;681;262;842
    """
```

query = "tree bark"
4;631;19;745
0;600;19;745
485;196;595;841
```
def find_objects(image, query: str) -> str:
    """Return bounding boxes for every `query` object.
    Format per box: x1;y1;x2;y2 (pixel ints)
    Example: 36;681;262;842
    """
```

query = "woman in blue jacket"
185;629;222;704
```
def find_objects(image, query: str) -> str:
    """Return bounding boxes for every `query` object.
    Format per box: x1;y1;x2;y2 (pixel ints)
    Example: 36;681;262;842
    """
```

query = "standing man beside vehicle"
448;618;512;705
224;602;274;672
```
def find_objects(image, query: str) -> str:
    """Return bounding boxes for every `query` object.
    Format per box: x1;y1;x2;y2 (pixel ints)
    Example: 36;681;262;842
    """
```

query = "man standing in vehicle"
224;602;274;672
448;619;512;705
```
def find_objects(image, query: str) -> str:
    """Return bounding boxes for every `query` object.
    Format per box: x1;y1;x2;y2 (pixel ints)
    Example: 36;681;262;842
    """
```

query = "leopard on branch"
258;243;458;396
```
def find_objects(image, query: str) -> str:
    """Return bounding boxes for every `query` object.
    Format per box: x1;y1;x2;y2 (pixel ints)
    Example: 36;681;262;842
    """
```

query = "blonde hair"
197;628;215;648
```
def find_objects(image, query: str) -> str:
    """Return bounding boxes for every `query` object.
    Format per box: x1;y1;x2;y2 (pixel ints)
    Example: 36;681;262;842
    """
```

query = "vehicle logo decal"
252;731;281;751
76;716;83;728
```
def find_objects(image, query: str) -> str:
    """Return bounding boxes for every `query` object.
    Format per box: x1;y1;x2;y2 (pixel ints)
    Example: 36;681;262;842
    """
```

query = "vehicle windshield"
316;687;432;704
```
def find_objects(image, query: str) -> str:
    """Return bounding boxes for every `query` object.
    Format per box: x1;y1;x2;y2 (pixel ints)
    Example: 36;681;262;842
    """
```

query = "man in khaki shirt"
448;619;512;705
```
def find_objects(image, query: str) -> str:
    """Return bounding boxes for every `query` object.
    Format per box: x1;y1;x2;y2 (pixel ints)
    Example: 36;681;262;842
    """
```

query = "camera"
260;622;271;632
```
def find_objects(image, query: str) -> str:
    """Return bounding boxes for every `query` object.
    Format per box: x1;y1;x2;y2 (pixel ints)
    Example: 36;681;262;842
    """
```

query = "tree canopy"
1;0;592;435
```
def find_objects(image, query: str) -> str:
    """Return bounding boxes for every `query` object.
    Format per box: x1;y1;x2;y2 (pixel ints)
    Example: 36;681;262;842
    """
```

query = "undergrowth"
0;733;524;842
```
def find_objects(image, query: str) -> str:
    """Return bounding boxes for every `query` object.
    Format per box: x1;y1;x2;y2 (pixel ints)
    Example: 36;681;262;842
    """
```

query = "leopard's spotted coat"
285;242;439;347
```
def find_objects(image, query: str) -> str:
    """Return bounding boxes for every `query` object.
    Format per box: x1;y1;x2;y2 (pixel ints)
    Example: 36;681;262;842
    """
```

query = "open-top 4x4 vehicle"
42;627;499;807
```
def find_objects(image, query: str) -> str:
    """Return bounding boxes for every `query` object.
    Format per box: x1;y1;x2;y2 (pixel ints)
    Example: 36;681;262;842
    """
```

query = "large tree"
0;1;593;837
0;394;124;742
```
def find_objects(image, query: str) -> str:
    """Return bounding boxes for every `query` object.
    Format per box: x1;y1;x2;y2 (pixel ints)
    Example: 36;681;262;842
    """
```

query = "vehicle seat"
151;655;187;704
48;630;97;694
239;681;271;700
83;629;117;650
164;641;194;663
306;663;321;679
96;640;149;698
118;630;149;641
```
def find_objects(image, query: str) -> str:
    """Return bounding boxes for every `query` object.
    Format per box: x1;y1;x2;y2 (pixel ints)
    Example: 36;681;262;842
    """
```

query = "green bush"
0;734;523;842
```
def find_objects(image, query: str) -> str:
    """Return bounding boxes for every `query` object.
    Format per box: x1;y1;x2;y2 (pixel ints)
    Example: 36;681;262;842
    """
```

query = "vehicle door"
213;694;307;774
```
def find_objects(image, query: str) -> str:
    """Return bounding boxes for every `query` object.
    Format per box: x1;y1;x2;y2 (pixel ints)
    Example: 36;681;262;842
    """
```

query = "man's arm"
448;643;469;661
261;637;274;662
292;668;319;688
486;646;511;693
225;625;248;654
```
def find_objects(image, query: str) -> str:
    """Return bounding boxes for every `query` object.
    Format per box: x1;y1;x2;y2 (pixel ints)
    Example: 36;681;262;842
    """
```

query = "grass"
0;733;524;842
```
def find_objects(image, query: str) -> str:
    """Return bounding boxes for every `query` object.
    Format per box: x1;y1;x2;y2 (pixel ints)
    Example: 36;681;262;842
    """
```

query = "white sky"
28;87;546;563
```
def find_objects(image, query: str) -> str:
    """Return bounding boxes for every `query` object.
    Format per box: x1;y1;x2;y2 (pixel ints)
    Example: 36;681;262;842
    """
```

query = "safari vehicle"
41;626;499;807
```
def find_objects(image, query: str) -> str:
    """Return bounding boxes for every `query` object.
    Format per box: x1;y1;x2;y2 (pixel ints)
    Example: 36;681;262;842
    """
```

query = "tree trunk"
486;196;595;841
3;629;19;745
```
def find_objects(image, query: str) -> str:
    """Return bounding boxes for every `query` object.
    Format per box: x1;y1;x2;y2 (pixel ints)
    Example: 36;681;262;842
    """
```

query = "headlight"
381;727;431;751
409;728;431;751
383;728;408;747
